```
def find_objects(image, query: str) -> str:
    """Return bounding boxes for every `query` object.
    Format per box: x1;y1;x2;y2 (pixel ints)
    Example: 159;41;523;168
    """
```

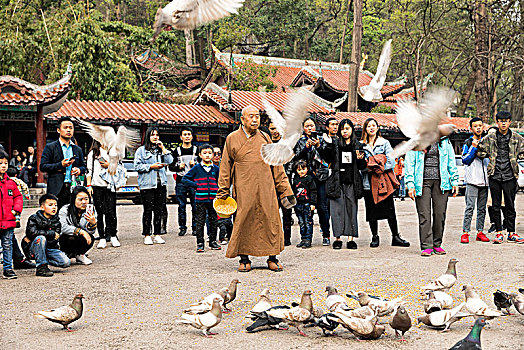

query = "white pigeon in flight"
392;87;456;159
360;39;392;102
260;90;309;166
151;0;245;42
78;120;141;175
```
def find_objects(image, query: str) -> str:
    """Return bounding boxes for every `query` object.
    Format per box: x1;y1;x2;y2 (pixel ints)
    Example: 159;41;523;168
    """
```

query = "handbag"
316;167;329;182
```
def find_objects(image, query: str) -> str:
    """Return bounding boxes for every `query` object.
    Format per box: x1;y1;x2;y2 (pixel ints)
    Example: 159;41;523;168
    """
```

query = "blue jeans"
315;179;330;238
399;176;406;197
175;182;196;231
294;203;313;241
30;236;70;268
0;229;14;271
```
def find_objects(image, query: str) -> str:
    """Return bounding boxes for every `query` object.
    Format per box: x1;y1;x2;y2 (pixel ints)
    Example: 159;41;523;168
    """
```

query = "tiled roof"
199;83;334;114
46;100;235;125
0;74;71;106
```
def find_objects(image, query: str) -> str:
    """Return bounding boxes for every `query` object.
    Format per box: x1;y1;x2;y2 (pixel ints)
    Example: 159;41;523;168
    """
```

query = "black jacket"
24;210;61;250
320;139;366;200
40;140;86;195
292;174;317;204
293;135;329;178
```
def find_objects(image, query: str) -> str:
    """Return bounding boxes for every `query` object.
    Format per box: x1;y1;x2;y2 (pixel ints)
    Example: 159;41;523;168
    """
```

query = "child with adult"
0;150;23;279
134;126;173;245
24;194;70;277
404;138;459;256
292;160;317;249
320;119;367;249
182;144;221;252
360;118;410;248
58;186;96;265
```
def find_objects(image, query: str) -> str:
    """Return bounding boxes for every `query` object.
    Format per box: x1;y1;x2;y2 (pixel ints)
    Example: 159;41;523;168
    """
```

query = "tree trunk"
456;71;476;116
196;32;206;80
510;69;523;120
474;0;490;122
185;29;194;66
339;0;352;64
347;0;362;112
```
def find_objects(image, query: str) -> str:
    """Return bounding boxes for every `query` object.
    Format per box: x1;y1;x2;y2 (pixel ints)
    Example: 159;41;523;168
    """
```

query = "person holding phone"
58;186;96;265
86;140;120;249
134;126;173;245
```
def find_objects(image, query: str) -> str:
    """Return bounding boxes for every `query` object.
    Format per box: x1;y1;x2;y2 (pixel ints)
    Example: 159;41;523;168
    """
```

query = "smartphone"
98;157;107;163
86;204;94;215
310;131;318;139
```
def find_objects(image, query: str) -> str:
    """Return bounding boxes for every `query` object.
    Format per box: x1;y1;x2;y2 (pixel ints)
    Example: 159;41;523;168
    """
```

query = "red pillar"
35;105;46;185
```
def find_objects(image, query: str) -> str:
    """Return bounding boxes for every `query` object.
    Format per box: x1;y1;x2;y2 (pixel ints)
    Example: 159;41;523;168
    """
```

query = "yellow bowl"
213;197;237;218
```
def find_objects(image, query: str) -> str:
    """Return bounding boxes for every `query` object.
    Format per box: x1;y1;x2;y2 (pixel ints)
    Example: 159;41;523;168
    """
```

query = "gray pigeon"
417;302;473;332
178;297;223;337
493;290;513;315
34;294;84;331
424;291;444;314
325;286;350;312
463;284;504;319
421;258;458;292
509;292;524;315
223;279;240;312
449;317;485;350
389;305;411;341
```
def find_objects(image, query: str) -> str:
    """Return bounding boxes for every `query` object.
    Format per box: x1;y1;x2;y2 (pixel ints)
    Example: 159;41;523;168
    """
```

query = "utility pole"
347;0;362;112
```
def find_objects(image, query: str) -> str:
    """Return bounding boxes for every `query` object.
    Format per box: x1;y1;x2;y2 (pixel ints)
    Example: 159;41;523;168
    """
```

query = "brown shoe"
238;263;252;272
267;260;283;272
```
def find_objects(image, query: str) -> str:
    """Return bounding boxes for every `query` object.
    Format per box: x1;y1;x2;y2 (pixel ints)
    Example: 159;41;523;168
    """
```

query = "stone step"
29;187;46;195
23;199;40;208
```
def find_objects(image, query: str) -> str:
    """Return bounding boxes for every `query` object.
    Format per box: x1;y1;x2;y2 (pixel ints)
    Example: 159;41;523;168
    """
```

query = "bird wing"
78;120;116;149
369;39;392;90
34;305;78;324
433;291;454;308
417;88;455;136
262;99;286;136
326;295;348;312
169;0;245;30
395;98;421;139
183;301;213;314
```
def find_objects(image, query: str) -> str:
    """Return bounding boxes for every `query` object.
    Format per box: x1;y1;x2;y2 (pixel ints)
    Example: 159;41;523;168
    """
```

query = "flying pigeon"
389;305;412;342
249;288;272;318
333;308;385;340
424;291;444;314
351;291;402;317
359;39;392;102
260;90;309;166
421;258;458;292
246;290;313;336
177;297;223;337
223;279;240;313
183;287;229;314
78;120;140;175
417;302;473;332
34;294;84;331
392;88;456;159
325;286;350;312
449;317;486;350
493;290;513;315
151;0;245;42
463;285;504;319
508;292;524;315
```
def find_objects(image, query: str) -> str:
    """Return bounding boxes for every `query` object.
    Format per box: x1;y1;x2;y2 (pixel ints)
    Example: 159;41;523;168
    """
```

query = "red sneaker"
493;233;504;244
460;233;470;244
507;233;524;243
476;232;490;242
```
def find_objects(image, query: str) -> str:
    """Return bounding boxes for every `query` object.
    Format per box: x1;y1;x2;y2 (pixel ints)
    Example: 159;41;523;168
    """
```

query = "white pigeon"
33;293;84;331
392;87;456;159
183;287;229;314
178;297;223;337
359;39;392;102
260;90;309;166
422;290;454;311
463;284;504;319
417;302;473;331
421;258;458;292
78;120;140;176
151;0;245;41
249;288;272;318
325;286;350;312
354;291;403;317
333;308;385;340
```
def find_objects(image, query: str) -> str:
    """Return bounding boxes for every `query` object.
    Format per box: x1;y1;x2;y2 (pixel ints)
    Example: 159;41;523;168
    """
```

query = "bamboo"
40;9;58;71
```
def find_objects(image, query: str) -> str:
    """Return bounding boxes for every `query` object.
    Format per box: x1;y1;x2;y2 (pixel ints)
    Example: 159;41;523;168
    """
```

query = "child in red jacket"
0;150;23;279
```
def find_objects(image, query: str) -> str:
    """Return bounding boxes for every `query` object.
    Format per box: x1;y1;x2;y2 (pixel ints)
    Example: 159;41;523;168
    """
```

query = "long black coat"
40;140;86;195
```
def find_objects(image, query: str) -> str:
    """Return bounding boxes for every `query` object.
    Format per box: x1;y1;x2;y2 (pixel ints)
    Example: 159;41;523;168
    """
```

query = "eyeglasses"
214;152;221;156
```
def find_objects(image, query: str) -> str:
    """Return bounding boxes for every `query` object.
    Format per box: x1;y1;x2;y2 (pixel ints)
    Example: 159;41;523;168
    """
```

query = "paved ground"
1;195;524;350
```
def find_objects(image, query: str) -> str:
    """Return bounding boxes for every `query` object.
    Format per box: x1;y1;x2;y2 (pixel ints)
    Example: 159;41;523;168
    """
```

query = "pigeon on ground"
430;291;454;309
249;288;272;318
463;285;504;319
449;317;486;350
421;258;458;292
392;88;456;159
519;288;524;294
333;308;385;340
246;290;313;336
223;279;240;312
493;290;513;315
347;292;388;302
151;0;245;42
325;286;350;312
359;39;392;102
177;297;223;337
34;294;84;331
261;90;309;166
311;313;340;336
78;120;140;175
424;291;444;314
183;288;229;314
508;292;524;315
417;302;473;331
338;305;377;319
352;291;402;317
389;305;412;341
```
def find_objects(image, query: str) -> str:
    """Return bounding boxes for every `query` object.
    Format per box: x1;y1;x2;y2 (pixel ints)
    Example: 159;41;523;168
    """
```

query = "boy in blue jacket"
182;144;221;252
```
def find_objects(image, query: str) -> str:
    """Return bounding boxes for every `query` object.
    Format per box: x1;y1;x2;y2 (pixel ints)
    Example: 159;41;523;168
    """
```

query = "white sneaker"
97;239;107;249
75;254;92;265
153;235;165;244
110;236;121;247
144;236;153;245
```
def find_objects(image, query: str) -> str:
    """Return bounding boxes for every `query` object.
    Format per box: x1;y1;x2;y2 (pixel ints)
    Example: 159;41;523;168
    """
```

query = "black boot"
370;235;380;248
36;264;54;277
392;234;410;247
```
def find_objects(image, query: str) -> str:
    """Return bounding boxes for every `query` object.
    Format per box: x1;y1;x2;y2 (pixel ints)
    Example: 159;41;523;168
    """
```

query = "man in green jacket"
477;111;524;244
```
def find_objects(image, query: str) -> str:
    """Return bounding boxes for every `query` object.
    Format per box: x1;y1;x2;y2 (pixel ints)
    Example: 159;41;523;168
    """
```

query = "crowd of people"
0;109;523;278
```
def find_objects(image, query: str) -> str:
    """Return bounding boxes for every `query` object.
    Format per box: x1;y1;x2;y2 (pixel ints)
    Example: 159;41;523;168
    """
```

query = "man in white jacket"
461;117;490;243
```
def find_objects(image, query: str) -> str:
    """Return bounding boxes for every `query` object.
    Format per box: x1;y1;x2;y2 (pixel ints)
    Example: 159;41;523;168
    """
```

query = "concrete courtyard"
1;195;523;349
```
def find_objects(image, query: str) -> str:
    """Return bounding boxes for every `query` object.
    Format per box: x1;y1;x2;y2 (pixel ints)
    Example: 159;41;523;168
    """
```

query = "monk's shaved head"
241;105;260;135
242;105;259;116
